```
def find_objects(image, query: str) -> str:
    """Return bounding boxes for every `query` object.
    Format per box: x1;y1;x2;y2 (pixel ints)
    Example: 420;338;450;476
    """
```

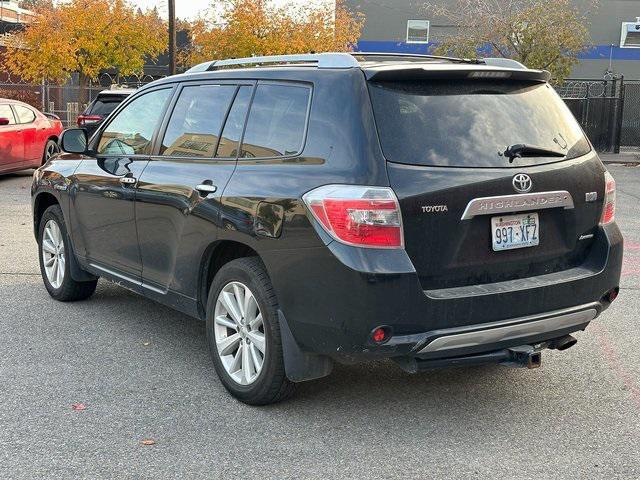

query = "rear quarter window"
368;80;591;168
240;84;310;158
14;105;36;124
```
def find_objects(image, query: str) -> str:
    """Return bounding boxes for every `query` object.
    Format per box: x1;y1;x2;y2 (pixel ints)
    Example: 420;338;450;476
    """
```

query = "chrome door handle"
120;177;137;185
196;184;217;195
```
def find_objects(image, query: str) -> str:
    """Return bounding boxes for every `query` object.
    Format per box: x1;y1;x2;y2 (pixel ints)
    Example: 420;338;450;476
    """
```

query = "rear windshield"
368;80;591;168
88;95;127;116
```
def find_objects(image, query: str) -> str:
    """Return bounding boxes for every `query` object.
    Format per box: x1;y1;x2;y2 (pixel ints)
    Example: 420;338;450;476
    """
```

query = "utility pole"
168;0;176;75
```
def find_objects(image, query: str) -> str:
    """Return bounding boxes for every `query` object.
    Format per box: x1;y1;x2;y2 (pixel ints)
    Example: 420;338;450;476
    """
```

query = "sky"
133;0;212;20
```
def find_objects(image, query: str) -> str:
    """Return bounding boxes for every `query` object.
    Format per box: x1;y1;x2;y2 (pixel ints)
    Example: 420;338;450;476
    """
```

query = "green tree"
425;0;596;81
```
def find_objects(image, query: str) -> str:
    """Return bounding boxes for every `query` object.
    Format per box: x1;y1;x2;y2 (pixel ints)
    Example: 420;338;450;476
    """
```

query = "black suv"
32;53;623;405
76;88;135;137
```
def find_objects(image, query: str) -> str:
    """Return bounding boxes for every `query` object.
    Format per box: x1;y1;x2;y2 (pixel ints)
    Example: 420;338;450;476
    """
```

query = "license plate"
491;213;539;251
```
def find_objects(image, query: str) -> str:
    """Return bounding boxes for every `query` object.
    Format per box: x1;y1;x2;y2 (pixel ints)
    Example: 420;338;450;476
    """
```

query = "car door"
69;86;174;280
0;104;22;172
13;105;38;164
135;82;253;295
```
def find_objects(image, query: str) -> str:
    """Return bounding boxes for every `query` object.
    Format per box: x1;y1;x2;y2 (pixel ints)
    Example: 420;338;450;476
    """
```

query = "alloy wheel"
214;281;266;385
42;220;65;289
45;142;59;162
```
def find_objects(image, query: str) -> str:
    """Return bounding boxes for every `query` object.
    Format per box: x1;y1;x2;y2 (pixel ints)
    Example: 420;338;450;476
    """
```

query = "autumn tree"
184;0;364;66
424;0;595;81
5;0;165;100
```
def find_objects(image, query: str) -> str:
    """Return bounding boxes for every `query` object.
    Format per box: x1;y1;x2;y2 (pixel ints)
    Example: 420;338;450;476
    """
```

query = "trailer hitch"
500;344;543;369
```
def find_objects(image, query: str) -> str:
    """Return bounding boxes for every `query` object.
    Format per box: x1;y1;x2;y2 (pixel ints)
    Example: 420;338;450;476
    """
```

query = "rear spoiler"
364;64;551;83
43;112;60;121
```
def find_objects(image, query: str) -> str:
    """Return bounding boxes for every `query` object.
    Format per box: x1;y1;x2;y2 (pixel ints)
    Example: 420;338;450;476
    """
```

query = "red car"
0;99;63;175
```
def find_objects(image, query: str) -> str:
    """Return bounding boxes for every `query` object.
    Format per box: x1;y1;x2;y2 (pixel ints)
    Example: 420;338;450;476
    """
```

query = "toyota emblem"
512;173;532;193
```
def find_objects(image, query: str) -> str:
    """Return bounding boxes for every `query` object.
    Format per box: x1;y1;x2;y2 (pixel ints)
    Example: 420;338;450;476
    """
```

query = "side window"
14;105;36;124
215;86;252;158
0;105;16;124
161;85;236;157
97;88;172;156
240;84;310;158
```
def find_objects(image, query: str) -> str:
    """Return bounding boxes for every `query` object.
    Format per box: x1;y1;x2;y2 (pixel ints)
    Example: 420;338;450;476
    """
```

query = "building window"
406;20;430;44
620;19;640;48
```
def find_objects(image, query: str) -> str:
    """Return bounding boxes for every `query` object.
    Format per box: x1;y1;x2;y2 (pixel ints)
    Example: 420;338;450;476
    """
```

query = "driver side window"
97;88;172;156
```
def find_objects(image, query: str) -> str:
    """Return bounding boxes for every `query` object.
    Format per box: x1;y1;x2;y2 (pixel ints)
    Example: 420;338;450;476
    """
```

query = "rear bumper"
263;222;622;364
413;303;597;356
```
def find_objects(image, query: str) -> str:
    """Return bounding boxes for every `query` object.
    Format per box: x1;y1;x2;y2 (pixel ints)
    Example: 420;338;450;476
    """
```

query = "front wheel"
206;257;295;405
38;205;97;301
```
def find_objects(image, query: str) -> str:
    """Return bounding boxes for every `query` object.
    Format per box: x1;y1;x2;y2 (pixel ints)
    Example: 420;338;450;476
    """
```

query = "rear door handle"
196;184;217;195
120;177;137;185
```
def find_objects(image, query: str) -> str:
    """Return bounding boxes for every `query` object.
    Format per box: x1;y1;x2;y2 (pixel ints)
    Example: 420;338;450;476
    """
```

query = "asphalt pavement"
0;166;639;479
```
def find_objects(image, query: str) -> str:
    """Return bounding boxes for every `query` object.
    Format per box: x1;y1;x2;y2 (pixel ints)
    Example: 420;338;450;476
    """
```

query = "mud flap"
66;238;98;282
278;310;333;382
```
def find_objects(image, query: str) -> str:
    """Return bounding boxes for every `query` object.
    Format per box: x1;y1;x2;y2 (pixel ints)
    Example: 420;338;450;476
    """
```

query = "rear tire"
206;257;295;405
38;205;97;301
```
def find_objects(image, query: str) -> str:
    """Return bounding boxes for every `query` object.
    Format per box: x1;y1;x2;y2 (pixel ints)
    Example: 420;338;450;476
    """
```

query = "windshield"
368;80;591;168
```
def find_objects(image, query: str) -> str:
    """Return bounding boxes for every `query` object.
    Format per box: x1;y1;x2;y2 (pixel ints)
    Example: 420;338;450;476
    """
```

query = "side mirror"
60;128;88;154
0;117;10;126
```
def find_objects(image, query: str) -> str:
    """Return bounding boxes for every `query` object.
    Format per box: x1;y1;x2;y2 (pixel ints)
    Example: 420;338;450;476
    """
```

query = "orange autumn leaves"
5;0;165;83
5;0;365;83
184;0;365;66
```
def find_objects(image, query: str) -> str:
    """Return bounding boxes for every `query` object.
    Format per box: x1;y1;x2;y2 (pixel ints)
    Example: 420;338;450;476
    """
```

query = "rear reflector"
370;326;392;344
605;287;619;303
303;185;404;248
600;171;616;225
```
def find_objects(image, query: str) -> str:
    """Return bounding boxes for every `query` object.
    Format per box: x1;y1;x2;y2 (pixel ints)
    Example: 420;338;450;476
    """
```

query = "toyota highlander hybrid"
31;53;623;405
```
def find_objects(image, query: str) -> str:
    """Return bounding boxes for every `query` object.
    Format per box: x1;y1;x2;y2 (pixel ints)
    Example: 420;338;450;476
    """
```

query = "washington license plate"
491;213;539;251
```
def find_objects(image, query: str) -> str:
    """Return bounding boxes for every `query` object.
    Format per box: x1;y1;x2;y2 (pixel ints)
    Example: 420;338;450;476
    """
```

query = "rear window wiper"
502;144;566;163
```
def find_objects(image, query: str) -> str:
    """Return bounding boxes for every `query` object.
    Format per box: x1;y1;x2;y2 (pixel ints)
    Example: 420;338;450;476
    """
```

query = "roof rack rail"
352;51;484;65
186;52;360;73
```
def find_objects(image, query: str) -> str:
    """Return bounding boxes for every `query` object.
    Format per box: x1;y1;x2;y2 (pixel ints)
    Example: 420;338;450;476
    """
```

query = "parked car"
31;53;623;405
76;88;135;138
0;99;63;175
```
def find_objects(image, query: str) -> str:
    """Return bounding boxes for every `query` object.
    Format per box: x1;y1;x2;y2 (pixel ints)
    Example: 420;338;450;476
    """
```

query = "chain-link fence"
0;73;164;128
2;73;639;152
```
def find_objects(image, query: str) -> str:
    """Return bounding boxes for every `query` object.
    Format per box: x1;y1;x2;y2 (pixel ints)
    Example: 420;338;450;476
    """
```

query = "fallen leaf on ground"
71;403;86;411
141;439;156;446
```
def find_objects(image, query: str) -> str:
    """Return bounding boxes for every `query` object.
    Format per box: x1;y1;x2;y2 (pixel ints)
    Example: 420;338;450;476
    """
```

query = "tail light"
600;171;616;225
303;185;403;248
76;114;102;127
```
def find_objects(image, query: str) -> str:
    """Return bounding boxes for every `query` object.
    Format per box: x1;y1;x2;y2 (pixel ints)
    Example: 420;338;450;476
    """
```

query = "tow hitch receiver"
501;345;543;369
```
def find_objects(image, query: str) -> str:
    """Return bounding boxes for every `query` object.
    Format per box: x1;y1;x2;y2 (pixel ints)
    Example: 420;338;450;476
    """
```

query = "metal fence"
621;80;640;149
0;73;163;128
555;78;625;153
1;74;639;152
